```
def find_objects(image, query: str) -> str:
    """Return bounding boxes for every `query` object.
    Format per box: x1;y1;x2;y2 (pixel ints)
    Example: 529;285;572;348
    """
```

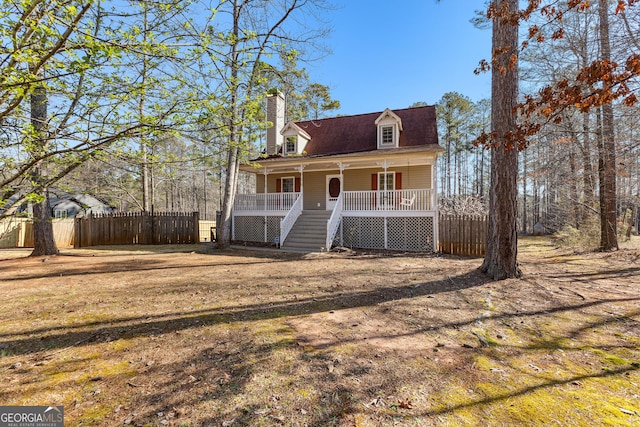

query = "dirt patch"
0;237;639;426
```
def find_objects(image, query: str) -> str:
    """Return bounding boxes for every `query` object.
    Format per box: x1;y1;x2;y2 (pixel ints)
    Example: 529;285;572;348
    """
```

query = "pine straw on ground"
0;237;639;426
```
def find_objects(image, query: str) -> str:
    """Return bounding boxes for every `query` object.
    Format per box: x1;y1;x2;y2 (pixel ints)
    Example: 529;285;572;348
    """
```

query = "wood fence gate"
74;212;200;248
438;214;488;257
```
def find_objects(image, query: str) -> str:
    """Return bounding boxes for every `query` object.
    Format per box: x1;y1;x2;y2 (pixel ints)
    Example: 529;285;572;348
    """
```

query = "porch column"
338;161;345;204
383;159;388;249
432;159;438;252
264;169;269;242
383;159;388;192
339;162;345;246
298;165;305;209
263;169;268;200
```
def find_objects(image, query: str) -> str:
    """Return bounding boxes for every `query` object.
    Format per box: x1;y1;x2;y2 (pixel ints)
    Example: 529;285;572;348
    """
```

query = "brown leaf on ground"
398;398;413;409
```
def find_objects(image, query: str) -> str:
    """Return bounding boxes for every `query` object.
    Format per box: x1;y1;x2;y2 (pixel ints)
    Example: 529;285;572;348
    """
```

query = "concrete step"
290;223;326;230
281;240;325;251
288;232;325;239
300;210;332;216
283;234;325;241
283;241;325;248
280;210;333;252
284;238;325;246
293;221;325;225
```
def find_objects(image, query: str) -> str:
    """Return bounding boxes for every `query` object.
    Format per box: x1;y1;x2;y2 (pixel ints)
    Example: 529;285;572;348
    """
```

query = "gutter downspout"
383;159;388;249
264;169;268;242
339;162;344;246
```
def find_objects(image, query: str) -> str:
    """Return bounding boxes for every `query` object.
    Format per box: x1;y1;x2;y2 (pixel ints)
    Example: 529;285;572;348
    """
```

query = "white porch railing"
280;193;303;245
326;192;343;251
234;189;434;214
234;192;299;212
343;189;434;212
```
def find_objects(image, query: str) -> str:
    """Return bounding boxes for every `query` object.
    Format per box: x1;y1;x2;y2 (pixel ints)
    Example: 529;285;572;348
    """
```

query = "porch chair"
400;194;416;208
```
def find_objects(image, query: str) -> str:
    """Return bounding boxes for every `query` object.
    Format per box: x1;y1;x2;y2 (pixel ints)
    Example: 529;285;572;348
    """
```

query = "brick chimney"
266;92;285;155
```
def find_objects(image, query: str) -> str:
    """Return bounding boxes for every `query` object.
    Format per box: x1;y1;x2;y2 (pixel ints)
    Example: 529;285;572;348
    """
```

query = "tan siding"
258;171;332;209
256;175;265;193
343;166;431;190
255;164;432;200
343;169;373;191
303;171;328;210
261;173;301;193
395;165;431;189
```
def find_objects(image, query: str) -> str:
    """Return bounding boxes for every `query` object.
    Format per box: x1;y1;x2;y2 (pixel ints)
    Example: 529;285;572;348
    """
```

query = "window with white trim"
381;126;394;145
378;172;395;191
285;136;297;154
375;109;402;149
282;177;295;193
377;172;396;208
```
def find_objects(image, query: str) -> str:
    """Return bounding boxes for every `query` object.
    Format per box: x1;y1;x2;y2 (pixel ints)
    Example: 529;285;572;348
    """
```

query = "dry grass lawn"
0;237;639;426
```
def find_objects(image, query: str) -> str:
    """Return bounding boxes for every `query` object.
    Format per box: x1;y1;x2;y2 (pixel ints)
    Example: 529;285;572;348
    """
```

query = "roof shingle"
271;105;438;158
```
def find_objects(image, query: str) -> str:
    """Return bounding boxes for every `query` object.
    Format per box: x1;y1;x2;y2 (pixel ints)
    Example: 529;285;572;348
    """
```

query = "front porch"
233;189;436;215
235;151;440;252
232;189;437;252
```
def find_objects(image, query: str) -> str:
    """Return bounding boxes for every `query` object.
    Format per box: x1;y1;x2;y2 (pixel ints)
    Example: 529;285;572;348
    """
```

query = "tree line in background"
0;0;337;254
477;0;640;279
435;1;640;275
2;0;639;275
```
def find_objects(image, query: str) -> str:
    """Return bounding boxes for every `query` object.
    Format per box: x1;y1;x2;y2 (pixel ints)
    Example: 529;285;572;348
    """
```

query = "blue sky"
306;0;492;116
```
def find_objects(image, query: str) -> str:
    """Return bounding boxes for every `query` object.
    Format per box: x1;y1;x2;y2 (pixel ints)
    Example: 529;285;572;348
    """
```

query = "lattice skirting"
339;217;384;249
233;216;282;243
338;216;435;252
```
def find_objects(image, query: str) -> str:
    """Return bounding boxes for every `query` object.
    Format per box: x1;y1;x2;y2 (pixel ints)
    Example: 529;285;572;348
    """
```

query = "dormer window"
381;126;394;146
375;108;403;149
281;121;311;155
285;136;297;154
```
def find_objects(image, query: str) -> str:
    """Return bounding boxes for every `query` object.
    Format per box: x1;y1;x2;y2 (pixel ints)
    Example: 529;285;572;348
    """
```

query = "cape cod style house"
234;93;442;252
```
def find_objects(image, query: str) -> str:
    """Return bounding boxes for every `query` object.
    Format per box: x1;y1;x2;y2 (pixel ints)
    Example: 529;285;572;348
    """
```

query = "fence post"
141;211;150;245
193;212;200;243
87;213;92;247
74;217;80;248
151;208;156;245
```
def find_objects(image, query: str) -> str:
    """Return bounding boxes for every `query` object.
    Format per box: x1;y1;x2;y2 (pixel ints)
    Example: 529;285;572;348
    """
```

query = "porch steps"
281;210;332;252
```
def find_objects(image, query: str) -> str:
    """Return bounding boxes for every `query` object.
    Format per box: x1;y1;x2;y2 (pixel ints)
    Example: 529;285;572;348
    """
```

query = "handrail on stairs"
325;192;343;251
279;193;302;245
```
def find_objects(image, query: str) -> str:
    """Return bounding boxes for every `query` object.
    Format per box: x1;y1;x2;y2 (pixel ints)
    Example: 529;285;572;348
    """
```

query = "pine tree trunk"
597;0;618;251
217;145;239;249
522;149;528;234
480;0;521;280
582;112;596;221
480;148;485;198
216;0;241;249
29;70;58;257
31;191;58;256
140;4;151;212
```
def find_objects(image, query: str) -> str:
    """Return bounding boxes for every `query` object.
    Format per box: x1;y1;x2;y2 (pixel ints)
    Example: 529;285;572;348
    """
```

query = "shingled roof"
267;105;438;158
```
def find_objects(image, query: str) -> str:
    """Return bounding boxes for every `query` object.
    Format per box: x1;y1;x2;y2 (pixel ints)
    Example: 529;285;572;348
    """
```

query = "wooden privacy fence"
24;219;75;247
0;217;29;248
438;214;488;257
74;211;200;248
1;218;75;248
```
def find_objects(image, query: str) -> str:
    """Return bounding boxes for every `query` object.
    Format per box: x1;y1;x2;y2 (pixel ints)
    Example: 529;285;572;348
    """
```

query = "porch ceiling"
242;147;439;174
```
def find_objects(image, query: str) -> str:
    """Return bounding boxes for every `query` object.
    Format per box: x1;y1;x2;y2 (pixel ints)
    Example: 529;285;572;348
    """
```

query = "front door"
326;175;342;210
